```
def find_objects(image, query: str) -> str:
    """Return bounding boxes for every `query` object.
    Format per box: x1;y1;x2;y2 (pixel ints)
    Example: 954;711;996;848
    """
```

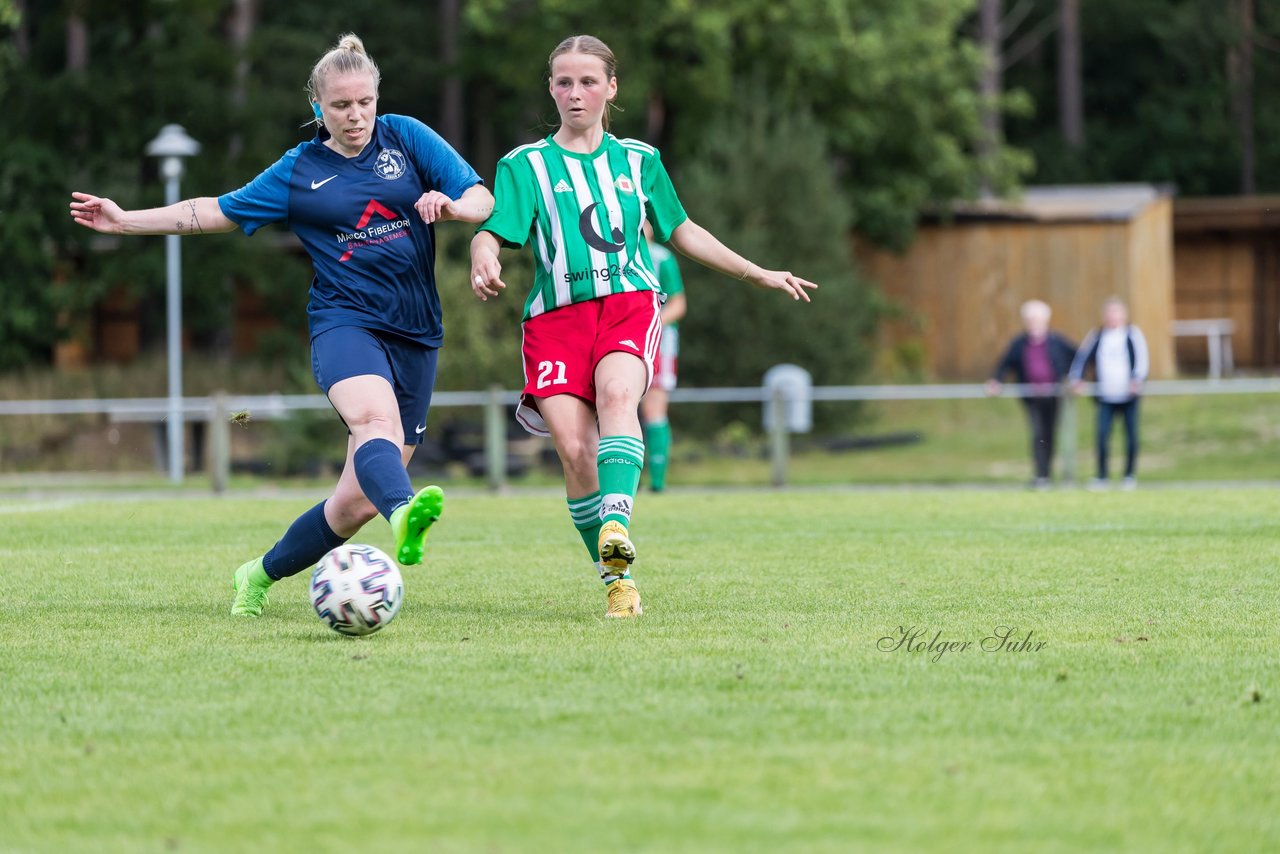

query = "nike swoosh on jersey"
311;175;338;190
414;424;426;434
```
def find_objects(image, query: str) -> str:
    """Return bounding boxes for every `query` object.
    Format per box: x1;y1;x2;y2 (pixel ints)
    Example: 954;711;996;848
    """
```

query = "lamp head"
145;124;201;159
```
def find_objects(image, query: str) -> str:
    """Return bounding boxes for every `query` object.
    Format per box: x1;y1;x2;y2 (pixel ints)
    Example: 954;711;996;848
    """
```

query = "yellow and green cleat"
597;520;636;571
605;577;643;618
390;485;444;566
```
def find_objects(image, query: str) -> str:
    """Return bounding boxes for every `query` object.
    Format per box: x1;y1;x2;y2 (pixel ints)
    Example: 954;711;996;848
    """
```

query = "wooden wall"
96;287;141;363
1126;197;1176;377
858;199;1176;379
1173;236;1257;367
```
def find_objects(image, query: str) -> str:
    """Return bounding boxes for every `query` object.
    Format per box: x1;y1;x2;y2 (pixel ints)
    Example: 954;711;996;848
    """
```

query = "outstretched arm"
667;218;817;302
69;193;236;236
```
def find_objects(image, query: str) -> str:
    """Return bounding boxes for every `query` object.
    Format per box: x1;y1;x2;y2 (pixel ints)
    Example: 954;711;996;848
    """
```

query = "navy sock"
262;501;348;580
354;437;415;521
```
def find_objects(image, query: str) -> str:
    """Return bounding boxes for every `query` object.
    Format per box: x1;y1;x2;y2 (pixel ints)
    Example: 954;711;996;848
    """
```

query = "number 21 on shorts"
536;360;568;389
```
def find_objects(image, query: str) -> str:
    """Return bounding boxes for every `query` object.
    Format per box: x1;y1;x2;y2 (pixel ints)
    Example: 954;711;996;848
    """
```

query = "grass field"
2;487;1277;852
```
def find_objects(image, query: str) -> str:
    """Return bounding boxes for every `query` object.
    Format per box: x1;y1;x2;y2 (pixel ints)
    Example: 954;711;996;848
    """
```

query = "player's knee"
596;376;639;415
555;435;596;478
349;412;403;444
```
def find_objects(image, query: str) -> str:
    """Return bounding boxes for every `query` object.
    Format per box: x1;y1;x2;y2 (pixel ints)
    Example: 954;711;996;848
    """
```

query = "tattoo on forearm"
186;200;204;235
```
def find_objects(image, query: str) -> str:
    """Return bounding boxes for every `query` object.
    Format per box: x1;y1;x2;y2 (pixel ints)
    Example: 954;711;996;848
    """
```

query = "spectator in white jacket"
1070;298;1149;489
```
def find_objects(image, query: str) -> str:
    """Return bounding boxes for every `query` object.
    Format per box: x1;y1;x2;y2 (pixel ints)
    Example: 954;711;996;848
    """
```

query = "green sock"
643;420;671;491
567;492;602;562
245;557;273;588
597;435;644;527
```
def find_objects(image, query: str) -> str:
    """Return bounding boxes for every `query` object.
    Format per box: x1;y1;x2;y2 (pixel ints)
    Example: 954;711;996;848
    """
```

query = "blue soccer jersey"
219;114;481;346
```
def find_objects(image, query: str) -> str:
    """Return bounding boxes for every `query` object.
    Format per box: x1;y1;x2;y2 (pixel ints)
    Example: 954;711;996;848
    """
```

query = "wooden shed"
1172;196;1280;370
857;185;1175;380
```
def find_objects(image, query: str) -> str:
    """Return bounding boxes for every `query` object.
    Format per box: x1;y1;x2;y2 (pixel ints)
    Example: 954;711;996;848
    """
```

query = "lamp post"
145;124;201;484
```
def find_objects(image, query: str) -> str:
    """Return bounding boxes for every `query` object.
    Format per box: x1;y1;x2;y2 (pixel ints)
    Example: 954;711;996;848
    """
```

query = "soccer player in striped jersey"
469;34;816;618
640;220;686;493
71;35;493;617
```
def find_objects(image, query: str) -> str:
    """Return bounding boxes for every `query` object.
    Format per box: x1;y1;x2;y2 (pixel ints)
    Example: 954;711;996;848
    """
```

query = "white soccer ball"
310;544;404;637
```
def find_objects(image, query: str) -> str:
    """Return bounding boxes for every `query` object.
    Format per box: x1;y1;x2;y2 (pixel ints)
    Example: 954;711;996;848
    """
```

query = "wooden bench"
1172;318;1235;379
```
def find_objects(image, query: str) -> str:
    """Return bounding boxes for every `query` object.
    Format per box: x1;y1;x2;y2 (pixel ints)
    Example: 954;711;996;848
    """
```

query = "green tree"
0;1;299;369
432;230;526;392
674;94;882;424
0;0;56;369
2;0;1026;378
465;0;1029;248
1004;0;1280;193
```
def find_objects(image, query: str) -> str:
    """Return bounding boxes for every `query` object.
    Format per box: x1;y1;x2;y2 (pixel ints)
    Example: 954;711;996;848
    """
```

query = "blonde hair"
1020;299;1051;324
307;33;381;120
548;35;619;129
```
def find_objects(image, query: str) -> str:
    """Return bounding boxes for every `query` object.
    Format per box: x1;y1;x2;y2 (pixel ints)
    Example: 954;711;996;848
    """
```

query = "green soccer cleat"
390;485;444;566
230;557;273;617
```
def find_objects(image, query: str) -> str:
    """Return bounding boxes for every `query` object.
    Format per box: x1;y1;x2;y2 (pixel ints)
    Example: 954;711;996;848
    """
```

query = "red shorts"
517;291;662;436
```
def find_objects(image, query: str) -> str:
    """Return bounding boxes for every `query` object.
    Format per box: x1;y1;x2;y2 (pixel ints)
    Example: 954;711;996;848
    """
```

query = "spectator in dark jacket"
986;300;1078;488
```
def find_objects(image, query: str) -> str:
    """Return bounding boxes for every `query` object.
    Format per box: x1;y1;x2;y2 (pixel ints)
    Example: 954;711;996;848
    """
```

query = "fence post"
210;391;230;495
485;384;506;493
1058;389;1077;485
769;385;789;488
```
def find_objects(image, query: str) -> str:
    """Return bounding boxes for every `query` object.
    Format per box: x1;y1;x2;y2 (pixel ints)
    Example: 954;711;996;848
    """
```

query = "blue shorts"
311;326;439;446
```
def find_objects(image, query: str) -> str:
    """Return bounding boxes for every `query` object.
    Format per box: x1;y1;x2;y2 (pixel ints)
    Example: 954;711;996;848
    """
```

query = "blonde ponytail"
336;34;366;55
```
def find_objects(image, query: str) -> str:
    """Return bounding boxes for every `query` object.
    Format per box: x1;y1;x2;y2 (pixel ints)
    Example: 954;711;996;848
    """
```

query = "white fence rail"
3;378;1278;490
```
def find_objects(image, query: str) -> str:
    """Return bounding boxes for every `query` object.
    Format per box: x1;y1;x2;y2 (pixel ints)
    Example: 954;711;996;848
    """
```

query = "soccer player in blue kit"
70;34;494;617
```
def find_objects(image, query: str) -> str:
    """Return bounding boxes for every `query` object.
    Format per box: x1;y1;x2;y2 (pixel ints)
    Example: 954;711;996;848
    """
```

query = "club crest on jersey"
375;148;406;180
578;202;627;253
614;175;635;194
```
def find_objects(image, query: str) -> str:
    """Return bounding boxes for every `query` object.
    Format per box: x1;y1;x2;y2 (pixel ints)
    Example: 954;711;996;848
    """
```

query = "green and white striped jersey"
479;134;688;321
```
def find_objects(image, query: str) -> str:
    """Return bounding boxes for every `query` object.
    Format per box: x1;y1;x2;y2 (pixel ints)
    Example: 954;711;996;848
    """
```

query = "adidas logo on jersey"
619;339;639;351
553;179;574;194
